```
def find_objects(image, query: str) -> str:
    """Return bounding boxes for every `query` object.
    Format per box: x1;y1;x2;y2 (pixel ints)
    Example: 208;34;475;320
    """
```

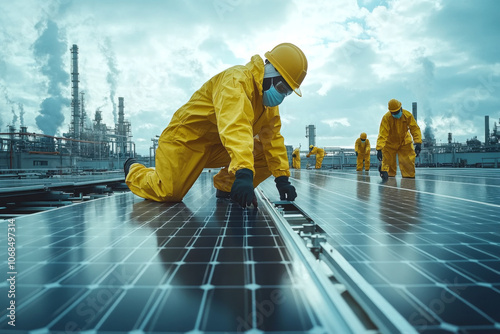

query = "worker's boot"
124;158;138;179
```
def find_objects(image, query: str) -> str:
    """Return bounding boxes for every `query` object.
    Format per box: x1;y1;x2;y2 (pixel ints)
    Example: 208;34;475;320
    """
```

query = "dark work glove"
230;168;254;207
275;176;297;201
377;150;383;161
355;152;358;156
414;143;421;157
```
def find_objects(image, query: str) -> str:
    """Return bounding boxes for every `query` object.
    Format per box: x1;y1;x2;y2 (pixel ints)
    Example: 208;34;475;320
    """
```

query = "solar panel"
0;171;372;333
259;168;500;333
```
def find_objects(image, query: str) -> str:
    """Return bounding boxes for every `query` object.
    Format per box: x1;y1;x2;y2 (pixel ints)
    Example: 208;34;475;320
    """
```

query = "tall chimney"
485;115;490;146
118;97;125;155
305;124;316;147
118;97;124;125
412;102;417;122
71;44;80;140
448;133;452;144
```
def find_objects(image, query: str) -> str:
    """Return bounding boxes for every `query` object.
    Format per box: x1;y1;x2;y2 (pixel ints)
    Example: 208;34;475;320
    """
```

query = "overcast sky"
1;0;499;155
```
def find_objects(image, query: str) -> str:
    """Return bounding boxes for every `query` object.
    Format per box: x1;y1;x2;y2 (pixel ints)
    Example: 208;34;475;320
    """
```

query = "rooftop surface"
0;168;499;333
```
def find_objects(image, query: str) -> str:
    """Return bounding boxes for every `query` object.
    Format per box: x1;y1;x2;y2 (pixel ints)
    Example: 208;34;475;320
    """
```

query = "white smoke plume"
18;103;25;127
99;37;120;124
33;19;70;136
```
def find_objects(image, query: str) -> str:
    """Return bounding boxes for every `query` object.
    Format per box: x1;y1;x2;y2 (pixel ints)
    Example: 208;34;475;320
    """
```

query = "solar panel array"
1;168;499;333
0;172;356;333
259;168;500;333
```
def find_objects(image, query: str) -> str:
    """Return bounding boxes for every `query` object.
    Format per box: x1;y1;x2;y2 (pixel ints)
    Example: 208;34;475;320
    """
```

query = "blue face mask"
263;85;286;107
392;109;403;119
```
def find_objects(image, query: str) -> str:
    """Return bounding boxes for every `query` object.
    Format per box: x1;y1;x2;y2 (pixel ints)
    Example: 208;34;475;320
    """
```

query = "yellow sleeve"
409;115;422;144
259;108;290;178
376;114;390;151
366;139;371;153
213;68;256;175
354;139;360;153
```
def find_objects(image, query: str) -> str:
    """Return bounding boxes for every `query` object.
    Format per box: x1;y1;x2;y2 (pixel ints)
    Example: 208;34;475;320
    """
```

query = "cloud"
427;0;500;63
322;118;351;127
1;0;499;154
431;114;477;139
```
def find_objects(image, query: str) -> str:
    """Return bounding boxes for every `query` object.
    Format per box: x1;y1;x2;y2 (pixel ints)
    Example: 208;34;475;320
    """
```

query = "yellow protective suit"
292;148;301;169
355;138;371;171
306;146;325;169
126;55;291;202
376;109;422;178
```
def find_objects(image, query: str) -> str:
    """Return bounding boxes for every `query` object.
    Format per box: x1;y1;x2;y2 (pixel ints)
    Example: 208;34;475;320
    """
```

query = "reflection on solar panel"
2;168;499;333
0;172;373;333
259;168;500;333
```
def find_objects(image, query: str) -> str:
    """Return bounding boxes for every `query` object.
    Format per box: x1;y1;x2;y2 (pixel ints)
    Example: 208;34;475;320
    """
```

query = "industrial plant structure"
0;44;134;171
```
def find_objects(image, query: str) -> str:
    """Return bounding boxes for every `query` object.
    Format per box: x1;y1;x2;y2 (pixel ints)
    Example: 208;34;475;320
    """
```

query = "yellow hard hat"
309;145;314;150
360;132;367;140
388;99;402;112
265;43;308;97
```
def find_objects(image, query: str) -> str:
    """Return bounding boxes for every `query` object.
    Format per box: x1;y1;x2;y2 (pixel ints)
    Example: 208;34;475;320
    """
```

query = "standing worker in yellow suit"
306;145;325;169
292;147;301;169
124;43;308;207
355;132;371;171
376;99;422;181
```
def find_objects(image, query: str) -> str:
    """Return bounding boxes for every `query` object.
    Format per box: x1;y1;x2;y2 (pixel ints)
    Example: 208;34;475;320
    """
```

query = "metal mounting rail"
256;188;417;334
256;189;368;334
319;243;417;334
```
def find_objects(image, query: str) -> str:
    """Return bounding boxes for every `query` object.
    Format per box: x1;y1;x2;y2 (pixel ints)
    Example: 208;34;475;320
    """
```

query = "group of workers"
292;100;422;182
124;42;422;207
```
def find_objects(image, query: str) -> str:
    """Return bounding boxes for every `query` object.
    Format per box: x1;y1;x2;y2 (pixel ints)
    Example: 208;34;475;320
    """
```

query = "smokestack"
448;132;452;144
21;126;27;141
485;115;490;146
9;125;15;142
412;102;417;122
71;44;80;140
80;92;86;131
118;97;124;125
118;97;126;155
305;124;316;147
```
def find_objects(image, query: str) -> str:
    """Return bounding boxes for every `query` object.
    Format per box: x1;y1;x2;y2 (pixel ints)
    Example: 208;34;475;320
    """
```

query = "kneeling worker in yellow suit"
292;147;301;169
355;132;370;171
306;145;325;169
376;99;422;181
124;43;308;207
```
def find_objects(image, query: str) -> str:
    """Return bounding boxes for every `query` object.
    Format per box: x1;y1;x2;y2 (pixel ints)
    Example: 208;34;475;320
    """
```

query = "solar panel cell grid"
0;173;342;333
2;169;499;333
259;168;500;333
